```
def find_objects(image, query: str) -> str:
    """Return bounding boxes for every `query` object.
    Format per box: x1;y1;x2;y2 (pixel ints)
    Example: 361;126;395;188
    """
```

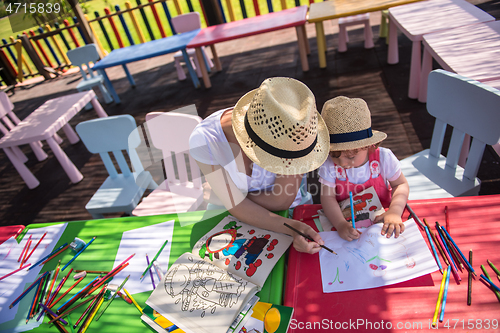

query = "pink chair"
337;13;374;52
172;12;214;80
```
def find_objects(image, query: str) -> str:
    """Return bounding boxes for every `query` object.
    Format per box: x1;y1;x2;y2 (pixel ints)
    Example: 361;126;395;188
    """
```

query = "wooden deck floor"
1;1;499;226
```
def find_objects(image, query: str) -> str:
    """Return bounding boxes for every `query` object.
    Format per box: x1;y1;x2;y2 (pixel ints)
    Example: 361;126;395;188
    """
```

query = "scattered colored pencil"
436;225;458;272
24;232;47;264
123;288;142;314
349;191;356;229
74;286;106;328
62;237;96;271
405;204;425;229
435;232;460;284
74;270;110;274
80;292;105;333
441;225;475;276
487;259;500;281
57;276;100;312
46;312;71;333
47;268;73;307
84;262;130;297
444;206;449;233
423;219;449;266
39;302;68;325
50;276;85;309
21;239;31;268
28;243;69;270
480;265;500;302
283;223;336;254
424;226;443;274
26;280;42;323
48;295;98;324
432;267;448;327
146;254;155;289
467;250;473;306
45;261;61;306
480;274;500;293
0;263;31;281
9;271;48;309
18;235;32;262
95;275;130;321
439;266;451;322
141;240;169;279
42;244;69;265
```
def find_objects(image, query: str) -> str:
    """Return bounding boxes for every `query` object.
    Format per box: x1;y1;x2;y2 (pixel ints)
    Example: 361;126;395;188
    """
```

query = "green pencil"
487;259;500;281
95;275;130;321
140;240;168;280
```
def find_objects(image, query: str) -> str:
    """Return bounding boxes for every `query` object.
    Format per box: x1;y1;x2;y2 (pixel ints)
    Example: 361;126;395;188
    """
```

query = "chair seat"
76;75;104;91
173;48;195;59
400;149;480;200
86;171;153;216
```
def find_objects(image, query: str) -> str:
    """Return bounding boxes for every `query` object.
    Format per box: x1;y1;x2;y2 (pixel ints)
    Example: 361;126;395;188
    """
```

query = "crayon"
439;266;451;322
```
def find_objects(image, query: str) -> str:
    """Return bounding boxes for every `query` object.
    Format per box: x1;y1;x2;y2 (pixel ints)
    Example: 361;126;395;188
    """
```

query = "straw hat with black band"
321;96;387;151
232;77;329;175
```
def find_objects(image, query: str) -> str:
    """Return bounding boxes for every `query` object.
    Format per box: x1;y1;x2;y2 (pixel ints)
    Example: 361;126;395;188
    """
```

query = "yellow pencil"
123;288;143;314
81;295;105;333
432;267;448;327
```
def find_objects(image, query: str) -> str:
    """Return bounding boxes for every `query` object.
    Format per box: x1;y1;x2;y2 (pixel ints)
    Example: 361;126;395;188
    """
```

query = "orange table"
285;195;500;332
187;6;309;88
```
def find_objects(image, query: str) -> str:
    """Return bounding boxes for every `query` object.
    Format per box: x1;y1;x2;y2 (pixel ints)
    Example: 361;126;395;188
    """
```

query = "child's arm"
374;173;410;238
320;183;361;241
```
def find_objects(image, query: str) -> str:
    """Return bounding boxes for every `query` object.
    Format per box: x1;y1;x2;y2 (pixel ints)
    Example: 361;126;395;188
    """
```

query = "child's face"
329;148;369;169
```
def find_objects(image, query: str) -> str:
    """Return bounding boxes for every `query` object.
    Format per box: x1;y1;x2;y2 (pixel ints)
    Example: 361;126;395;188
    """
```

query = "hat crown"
246;77;318;152
322;96;372;135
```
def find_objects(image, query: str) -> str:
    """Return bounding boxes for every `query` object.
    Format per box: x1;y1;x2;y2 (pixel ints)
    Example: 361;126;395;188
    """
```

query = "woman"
189;77;329;254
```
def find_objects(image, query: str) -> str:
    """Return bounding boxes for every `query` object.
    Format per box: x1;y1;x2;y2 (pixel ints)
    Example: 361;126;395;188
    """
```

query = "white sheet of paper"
111;220;175;294
319;219;438;292
0;224;67;326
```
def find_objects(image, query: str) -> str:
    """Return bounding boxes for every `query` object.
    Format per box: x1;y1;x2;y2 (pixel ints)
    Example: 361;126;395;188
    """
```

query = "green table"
2;209;287;333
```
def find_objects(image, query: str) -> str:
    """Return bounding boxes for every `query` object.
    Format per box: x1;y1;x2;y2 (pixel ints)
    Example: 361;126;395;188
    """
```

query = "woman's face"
329;148;369;169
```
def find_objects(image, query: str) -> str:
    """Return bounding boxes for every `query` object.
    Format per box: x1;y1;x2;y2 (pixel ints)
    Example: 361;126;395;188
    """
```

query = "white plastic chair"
400;69;500;200
67;44;113;108
172;12;214;81
132;111;204;216
76;115;156;219
337;13;374;52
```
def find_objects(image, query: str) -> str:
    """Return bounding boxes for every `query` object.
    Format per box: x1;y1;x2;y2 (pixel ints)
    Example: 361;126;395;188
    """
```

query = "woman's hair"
329;143;381;158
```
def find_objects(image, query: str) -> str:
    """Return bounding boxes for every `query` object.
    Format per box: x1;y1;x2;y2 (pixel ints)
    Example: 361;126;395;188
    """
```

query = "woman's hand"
289;221;325;254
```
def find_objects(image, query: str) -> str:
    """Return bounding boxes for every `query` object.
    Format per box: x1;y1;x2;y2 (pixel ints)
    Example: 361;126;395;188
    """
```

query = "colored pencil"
141;240;169;279
438;223;465;272
24;232;47;264
424;226;443;274
436;225;458;272
152;260;164;281
74;270;110;274
47;312;71;333
27;280;42;322
439;266;451;322
95;275;130;321
480;274;500;293
349;191;356;229
57;276;100;312
84;262;130;297
444;206;449;233
34;271;51;316
432;267;448;327
50;276;85;309
74;286;106;328
0;263;31;281
405;204;425;229
21;239;31;267
146;254;155;289
480;265;500;302
45;261;61;306
62;237;96;271
42;244;69;265
9;271;48;309
467;250;473;306
47;268;73;307
48;295;98;324
283;223;337;254
28;243;69;270
487;259;500;281
85;253;135;293
435;232;460;284
18;235;32;262
39;302;68;325
441;225;475;276
80;292;105;333
423;219;449;266
123;288;143;314
441;229;464;272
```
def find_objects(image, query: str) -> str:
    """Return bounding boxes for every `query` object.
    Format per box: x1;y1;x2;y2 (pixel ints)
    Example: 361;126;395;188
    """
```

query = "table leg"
408;40;421;99
29;142;48;161
387;18;399;64
196;47;212;89
62;124;80;145
90;97;108;118
98;69;121;104
3;147;40;189
315;22;327;68
45;136;83;184
295;25;309;72
122;64;136;87
302;25;310;55
182;49;201;89
12;145;28;163
210;45;222;71
418;47;433;103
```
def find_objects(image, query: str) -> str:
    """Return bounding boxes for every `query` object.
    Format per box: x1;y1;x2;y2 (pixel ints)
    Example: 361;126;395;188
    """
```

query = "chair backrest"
144;111;202;189
0;91;16;134
67;44;101;80
76;114;143;178
427;69;500;181
172;12;201;34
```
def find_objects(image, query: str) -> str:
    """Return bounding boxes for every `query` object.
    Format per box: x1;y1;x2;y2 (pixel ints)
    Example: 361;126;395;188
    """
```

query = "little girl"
319;96;409;241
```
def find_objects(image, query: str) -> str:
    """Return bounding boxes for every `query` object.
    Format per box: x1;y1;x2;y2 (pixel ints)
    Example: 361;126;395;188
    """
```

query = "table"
93;30;201;102
308;0;423;68
387;0;494;99
1;209;287;332
0;225;24;245
187;6;310;89
419;20;500;102
0;91;108;189
285;196;500;332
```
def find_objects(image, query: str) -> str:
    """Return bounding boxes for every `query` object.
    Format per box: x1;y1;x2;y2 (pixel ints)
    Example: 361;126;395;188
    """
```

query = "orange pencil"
42;244;69;265
20;239;32;268
45;261;61;305
85;262;129;297
18;235;32;262
48;276;84;308
47;268;73;307
24;232;47;263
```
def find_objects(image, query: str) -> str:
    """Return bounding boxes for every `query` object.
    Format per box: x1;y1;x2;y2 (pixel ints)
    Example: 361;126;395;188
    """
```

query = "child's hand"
374;211;405;238
336;220;362;242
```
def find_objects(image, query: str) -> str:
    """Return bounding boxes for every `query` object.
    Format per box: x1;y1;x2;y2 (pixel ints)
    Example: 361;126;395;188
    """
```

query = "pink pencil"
0;263;31;281
24;232;47;263
18;235;32;262
435;232;461;284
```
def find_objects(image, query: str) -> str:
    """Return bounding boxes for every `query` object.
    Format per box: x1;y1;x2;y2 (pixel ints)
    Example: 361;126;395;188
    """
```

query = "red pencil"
47;268;73;307
444;206;449;233
18;235;32;262
45;261;61;306
24;232;47;263
435;232;461;284
84;262;129;297
42;244;69;265
20;239;31;268
48;276;84;308
0;263;31;281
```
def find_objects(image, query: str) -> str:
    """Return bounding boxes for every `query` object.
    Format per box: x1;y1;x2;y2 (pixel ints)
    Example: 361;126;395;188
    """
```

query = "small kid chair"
400;69;500;199
76;115;156;219
67;44;113;107
172;12;214;81
337;13;374;52
132;111;204;216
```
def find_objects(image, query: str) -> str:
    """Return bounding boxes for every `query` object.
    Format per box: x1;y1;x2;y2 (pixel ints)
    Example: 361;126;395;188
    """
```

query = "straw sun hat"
232;77;329;175
321;96;387;151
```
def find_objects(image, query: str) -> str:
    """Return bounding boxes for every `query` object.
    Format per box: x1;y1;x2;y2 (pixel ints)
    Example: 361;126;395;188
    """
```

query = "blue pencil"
56;276;100;311
9;271;48;309
349;191;355;229
439;266;451;322
424;226;443;274
441;226;476;276
436;227;458;272
480;274;500;293
62;237;96;271
28;243;68;271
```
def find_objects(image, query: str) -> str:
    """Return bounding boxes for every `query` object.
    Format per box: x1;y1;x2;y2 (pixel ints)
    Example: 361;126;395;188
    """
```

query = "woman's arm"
247;174;302;211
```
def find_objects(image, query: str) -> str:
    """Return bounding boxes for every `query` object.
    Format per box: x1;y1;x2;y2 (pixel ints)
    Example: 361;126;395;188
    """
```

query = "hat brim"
232;89;330;175
329;131;387;151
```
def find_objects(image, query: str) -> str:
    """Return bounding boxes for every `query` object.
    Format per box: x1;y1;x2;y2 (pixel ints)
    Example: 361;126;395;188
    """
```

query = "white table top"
0;91;95;148
388;0;494;41
422;20;500;82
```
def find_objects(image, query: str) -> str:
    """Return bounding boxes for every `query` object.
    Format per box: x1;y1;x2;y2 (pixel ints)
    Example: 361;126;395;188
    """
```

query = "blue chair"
76;115;157;219
67;44;113;108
